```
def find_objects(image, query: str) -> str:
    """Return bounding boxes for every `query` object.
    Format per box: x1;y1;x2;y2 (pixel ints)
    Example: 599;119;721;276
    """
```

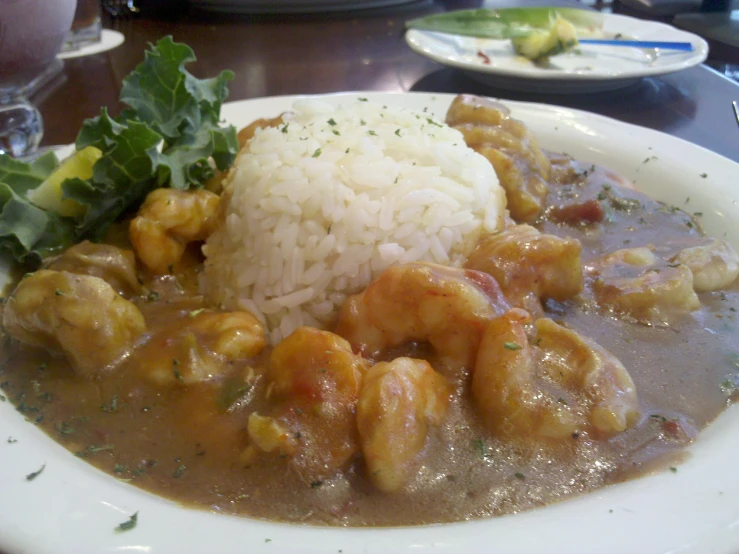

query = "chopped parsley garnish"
55;421;75;435
474;438;488;459
327;118;337;126
54;289;65;296
115;512;138;532
76;444;114;457
669;466;677;473
312;148;322;158
172;464;186;478
514;472;525;480
358;97;368;102
395;129;402;136
188;308;205;318
172;358;184;382
504;342;522;351
425;117;442;127
26;463;46;481
700;173;707;178
310;480;323;488
101;394;119;412
114;463;127;473
367;130;377;136
281;123;289;133
332;129;340;136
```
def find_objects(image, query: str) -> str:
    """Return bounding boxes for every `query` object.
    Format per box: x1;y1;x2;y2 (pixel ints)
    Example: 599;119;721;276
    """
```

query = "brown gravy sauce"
1;156;737;527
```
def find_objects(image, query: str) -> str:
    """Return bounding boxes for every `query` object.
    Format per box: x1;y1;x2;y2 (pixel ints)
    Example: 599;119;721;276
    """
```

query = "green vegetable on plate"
406;7;604;61
0;36;239;265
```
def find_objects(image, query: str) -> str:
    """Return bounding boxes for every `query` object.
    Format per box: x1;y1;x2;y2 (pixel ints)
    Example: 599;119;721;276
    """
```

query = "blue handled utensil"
579;39;694;51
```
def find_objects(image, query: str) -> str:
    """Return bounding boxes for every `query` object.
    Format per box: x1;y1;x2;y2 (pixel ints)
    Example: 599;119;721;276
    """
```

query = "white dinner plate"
2;92;739;554
405;13;709;93
189;0;420;14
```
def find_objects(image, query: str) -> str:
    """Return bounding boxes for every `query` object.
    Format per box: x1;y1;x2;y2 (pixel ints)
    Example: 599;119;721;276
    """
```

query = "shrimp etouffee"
2;95;739;526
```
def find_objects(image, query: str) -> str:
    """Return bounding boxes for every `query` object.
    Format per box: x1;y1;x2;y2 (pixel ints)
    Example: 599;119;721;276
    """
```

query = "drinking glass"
0;0;77;157
64;0;102;52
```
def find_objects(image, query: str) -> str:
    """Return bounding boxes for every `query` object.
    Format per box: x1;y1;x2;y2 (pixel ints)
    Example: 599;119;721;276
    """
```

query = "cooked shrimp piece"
129;188;220;274
46;241;141;297
589;247;700;322
446;95;550;223
246;327;369;479
599;246;657;267
133;311;266;386
473;310;639;440
357;357;451;492
535;318;640;435
465;224;583;312
670;238;739;292
335;262;510;375
472;309;582;440
3;270;145;377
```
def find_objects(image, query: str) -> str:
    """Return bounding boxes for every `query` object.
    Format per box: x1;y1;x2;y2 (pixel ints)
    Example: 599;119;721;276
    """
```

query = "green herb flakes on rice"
202;99;507;343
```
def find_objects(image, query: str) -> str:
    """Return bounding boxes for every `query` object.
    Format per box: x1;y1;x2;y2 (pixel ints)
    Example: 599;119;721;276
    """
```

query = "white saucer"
190;0;419;13
58;29;125;60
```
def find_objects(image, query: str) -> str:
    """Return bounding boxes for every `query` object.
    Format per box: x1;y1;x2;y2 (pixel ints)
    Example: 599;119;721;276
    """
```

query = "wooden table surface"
37;0;739;163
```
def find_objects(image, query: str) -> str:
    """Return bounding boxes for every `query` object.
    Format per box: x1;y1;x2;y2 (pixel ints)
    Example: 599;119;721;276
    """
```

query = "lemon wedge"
27;146;102;217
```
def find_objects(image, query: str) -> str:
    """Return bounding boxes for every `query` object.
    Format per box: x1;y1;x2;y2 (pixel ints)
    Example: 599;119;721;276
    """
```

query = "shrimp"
132;311;266;386
46;241;141;297
472;309;639;441
246;327;369;479
589;246;700;323
335;262;510;376
237;113;290;147
446;94;550;223
465;224;583;313
129;188;220;274
357;357;451;492
535;318;640;436
670;238;739;292
205;114;290;193
3;270;145;377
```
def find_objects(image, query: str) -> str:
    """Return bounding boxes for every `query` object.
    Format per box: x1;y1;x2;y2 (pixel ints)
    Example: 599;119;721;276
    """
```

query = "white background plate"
405;13;709;93
58;30;125;60
189;0;420;14
2;92;739;554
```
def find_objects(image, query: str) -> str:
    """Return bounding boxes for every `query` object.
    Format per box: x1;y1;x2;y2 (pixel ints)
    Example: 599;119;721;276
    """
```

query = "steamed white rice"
202;99;506;344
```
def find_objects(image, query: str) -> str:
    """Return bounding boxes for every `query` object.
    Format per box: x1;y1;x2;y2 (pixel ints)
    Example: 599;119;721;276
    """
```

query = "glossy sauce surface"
1;154;737;526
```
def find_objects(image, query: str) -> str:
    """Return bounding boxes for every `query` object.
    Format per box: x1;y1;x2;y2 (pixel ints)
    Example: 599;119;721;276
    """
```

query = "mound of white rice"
202;98;506;344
